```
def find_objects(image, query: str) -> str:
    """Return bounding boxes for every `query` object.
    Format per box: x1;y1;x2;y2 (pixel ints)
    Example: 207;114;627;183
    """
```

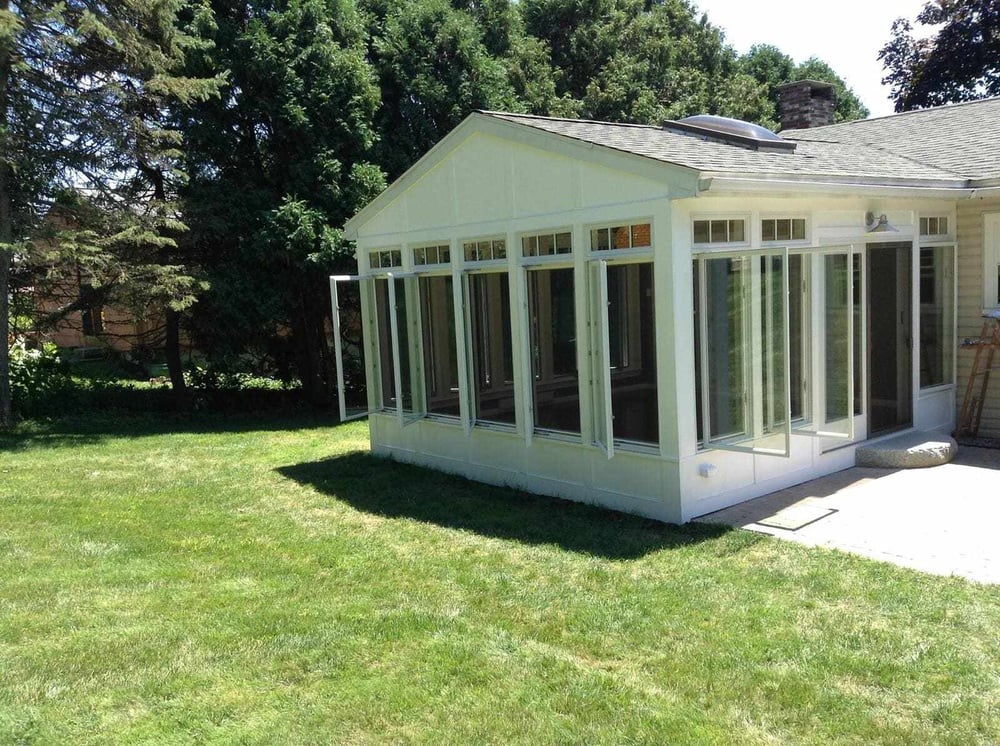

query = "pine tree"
0;0;220;425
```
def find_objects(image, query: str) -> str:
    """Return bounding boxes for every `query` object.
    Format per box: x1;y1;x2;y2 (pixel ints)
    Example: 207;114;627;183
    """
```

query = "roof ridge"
478;110;661;131
789;95;1000;134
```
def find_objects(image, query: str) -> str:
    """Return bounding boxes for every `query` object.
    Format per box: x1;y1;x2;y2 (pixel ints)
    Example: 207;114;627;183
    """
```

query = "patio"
700;446;1000;584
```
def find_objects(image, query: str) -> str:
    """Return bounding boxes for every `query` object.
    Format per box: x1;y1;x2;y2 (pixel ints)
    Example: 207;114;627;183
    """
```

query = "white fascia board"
344;112;701;239
699;174;973;200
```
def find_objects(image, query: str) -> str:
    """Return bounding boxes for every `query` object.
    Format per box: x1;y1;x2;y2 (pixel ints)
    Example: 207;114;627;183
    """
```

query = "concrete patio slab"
699;446;1000;584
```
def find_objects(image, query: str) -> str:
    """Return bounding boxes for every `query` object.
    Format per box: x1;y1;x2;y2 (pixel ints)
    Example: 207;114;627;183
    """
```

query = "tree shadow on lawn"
0;411;347;452
277;453;744;561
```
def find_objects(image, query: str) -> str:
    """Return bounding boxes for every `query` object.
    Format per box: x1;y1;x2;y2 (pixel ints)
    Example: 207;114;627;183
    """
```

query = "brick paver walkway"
700;446;1000;584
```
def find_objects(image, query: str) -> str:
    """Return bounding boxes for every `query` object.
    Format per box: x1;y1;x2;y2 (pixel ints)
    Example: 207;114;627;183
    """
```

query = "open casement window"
330;275;373;422
372;273;424;426
591;259;659;457
694;249;791;456
793;248;857;441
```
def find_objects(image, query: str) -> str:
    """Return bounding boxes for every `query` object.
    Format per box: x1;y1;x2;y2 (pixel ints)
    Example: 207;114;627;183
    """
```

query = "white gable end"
352;121;695;243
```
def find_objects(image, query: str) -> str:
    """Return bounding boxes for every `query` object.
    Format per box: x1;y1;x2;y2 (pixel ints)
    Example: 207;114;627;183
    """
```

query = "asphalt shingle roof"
781;97;1000;181
484;102;1000;185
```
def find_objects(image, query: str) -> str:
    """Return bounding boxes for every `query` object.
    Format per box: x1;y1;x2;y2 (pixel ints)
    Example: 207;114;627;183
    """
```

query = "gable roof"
782;96;1000;182
348;99;1000;237
482;112;966;186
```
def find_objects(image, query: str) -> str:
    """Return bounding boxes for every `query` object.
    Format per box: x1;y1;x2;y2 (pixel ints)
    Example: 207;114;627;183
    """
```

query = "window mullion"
386;275;405;425
597;260;614;459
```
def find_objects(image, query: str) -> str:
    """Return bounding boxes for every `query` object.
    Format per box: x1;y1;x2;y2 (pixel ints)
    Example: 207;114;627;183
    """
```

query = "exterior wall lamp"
865;211;898;233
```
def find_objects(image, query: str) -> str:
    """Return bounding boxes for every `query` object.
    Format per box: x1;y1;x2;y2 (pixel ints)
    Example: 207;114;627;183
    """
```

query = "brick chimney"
778;79;836;131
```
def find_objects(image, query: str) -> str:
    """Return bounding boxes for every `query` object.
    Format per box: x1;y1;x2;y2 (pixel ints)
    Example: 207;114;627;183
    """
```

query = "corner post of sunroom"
667;200;700;463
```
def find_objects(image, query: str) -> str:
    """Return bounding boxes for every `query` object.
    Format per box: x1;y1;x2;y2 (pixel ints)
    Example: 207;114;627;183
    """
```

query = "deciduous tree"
880;0;1000;111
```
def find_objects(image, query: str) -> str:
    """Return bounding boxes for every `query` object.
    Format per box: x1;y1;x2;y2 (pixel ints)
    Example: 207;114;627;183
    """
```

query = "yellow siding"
956;198;1000;437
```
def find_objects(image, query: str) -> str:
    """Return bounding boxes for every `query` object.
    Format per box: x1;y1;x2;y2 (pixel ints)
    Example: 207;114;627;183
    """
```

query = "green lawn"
1;415;998;744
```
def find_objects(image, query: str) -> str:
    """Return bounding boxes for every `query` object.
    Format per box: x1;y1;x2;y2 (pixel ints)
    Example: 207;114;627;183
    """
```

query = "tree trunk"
165;306;189;408
145;161;188;408
0;0;13;428
292;299;329;406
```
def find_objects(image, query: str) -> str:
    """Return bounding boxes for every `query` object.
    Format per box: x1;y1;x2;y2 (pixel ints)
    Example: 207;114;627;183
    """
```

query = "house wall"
348;126;964;523
956;196;1000;437
33;274;167;353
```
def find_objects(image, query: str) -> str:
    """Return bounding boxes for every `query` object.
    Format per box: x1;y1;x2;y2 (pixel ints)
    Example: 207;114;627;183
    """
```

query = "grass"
0;414;998;744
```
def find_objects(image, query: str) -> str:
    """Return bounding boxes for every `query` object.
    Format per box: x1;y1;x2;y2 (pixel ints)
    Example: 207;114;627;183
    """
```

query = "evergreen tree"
180;0;384;403
0;0;220;424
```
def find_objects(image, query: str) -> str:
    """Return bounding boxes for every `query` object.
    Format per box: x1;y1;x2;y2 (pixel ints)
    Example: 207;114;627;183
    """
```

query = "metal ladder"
957;316;1000;437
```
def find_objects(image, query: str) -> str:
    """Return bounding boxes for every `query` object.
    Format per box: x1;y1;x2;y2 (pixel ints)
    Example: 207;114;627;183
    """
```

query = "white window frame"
917;243;957;392
589;252;659;458
793;246;857;442
412;243;452;269
330;274;372;423
462;265;518;432
364;271;423;427
691;214;751;250
368;248;403;270
461;235;508;266
520;228;574;259
918;214;952;239
760;215;810;246
588;219;654;254
694;247;792;457
984;213;1000;311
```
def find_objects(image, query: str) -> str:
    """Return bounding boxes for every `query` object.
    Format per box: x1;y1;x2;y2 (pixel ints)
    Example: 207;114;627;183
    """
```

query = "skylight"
666;115;796;153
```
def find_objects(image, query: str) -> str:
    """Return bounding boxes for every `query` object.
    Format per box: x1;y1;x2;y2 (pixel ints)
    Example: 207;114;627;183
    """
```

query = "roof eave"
698;173;973;200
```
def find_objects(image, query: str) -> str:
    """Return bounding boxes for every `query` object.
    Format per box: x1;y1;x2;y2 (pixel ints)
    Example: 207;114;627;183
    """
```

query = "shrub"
9;342;81;418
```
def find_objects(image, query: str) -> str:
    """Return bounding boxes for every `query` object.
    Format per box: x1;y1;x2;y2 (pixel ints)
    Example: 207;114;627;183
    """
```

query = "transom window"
413;244;450;266
693;218;746;245
761;218;806;242
522;231;572;257
591;222;652;251
464;238;507;262
919;216;949;236
370;249;402;269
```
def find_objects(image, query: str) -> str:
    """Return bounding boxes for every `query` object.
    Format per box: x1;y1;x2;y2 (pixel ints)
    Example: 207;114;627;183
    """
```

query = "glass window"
590;223;651;251
464;239;506;263
523;231;572;258
370;249;402;269
331;277;371;422
607;263;658;445
920;216;949;236
787;254;809;422
467;273;515;425
414;244;450;266
762;218;807;243
919;246;954;388
692;219;747;245
693;251;792;454
420;276;460;415
528;268;580;434
374;277;415;413
704;257;748;440
824;254;851;423
985;214;1000;308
